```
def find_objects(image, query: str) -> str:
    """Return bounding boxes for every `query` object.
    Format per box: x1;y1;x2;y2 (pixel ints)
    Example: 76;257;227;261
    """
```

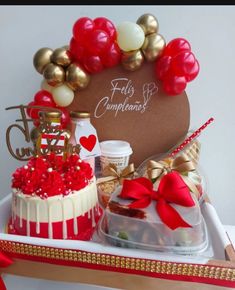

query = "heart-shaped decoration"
79;134;97;152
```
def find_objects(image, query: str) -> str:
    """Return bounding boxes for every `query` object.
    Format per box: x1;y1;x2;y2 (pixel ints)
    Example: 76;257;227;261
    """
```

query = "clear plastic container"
98;185;209;255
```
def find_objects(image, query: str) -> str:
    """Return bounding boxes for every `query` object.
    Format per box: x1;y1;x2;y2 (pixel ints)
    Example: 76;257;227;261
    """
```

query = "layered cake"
9;153;101;240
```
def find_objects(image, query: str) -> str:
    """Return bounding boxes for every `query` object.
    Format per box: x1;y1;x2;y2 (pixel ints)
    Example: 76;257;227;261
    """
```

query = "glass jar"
69;111;100;173
99;140;133;175
37;111;70;158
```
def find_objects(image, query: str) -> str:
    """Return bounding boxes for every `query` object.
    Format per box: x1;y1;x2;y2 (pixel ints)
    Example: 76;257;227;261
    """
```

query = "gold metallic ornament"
70;111;90;119
137;14;159;35
33;47;53;74
43;63;65;87
51;46;72;67
66;63;90;91
121;50;144;71
141;33;166;62
1;240;235;282
30;127;40;144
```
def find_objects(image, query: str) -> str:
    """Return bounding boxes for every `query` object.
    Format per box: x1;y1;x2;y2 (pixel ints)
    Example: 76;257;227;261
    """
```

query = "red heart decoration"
79;134;97;152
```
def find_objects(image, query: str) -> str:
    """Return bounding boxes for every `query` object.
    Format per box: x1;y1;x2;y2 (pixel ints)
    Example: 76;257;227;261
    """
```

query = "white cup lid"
100;140;133;157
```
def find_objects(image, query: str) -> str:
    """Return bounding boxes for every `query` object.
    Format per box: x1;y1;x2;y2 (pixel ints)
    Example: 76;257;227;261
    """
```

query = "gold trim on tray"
1;240;235;281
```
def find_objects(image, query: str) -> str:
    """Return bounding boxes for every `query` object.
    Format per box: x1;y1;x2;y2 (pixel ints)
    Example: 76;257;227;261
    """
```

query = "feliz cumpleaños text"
94;78;158;118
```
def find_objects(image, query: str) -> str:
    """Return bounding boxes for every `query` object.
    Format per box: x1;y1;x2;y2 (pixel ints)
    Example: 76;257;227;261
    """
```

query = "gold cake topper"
5;105;80;161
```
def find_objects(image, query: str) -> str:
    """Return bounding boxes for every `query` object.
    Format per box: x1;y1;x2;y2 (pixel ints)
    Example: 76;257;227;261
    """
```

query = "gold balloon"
137;14;159;35
33;47;53;74
121;50;144;71
51;46;72;67
66;63;90;91
43;63;65;87
141;33;166;62
30;127;40;144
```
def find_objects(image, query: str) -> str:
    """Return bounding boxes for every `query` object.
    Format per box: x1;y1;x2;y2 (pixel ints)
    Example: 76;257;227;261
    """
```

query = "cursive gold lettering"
5;105;81;161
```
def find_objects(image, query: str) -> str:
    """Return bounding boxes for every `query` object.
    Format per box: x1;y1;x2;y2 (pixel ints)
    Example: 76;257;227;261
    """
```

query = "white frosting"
12;177;98;238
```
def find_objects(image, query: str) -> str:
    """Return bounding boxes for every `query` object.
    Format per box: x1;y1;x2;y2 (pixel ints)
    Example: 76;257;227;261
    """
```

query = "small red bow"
119;171;195;230
0;251;13;290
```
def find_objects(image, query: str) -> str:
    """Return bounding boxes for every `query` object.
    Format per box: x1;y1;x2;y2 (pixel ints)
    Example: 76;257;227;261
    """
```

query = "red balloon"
29;106;41;119
72;17;94;44
34;90;55;106
58;107;70;129
86;29;110;55
69;37;85;62
33;119;40;127
100;42;121;68
185;59;200;82
155;55;172;80
171;51;196;77
94;17;117;41
163;38;191;57
83;54;104;74
26;101;35;117
163;74;187;96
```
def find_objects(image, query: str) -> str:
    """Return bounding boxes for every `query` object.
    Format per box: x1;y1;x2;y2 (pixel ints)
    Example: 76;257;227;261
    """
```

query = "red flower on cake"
64;169;87;192
63;153;81;169
11;153;93;198
79;161;93;180
41;169;65;197
46;153;64;173
28;156;49;172
12;165;43;195
63;155;93;192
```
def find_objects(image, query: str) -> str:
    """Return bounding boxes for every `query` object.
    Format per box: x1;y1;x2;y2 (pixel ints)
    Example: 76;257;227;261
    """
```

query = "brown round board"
68;62;190;166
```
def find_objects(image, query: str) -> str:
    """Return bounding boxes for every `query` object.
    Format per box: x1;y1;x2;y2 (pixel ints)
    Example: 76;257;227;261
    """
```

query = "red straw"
169;117;214;158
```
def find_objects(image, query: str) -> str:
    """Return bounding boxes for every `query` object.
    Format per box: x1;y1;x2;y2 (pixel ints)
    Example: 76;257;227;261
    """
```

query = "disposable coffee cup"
99;140;133;175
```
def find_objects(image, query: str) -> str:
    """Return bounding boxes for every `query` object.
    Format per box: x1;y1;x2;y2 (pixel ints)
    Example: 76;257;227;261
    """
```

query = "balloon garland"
155;38;200;95
70;17;121;73
27;90;70;128
28;13;199;128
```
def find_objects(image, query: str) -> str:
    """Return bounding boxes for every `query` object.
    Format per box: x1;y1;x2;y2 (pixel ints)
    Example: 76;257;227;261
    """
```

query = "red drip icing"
8;206;102;240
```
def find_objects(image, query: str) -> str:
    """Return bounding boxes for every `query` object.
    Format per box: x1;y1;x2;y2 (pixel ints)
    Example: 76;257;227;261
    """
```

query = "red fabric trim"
2;246;235;288
0;251;13;290
0;277;6;290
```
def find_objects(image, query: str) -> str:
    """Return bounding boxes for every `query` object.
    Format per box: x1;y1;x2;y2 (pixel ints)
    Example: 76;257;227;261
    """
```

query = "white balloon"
52;85;74;107
117;21;145;52
41;79;54;93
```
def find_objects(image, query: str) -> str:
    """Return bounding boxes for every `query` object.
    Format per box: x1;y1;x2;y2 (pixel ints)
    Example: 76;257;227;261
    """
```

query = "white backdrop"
0;5;235;227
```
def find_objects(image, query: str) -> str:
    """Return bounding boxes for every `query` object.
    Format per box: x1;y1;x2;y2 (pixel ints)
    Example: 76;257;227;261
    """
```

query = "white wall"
0;5;235;225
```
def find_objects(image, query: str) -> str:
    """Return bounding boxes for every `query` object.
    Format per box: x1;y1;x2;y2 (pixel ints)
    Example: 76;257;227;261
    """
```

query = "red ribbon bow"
119;171;195;230
0;251;13;290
